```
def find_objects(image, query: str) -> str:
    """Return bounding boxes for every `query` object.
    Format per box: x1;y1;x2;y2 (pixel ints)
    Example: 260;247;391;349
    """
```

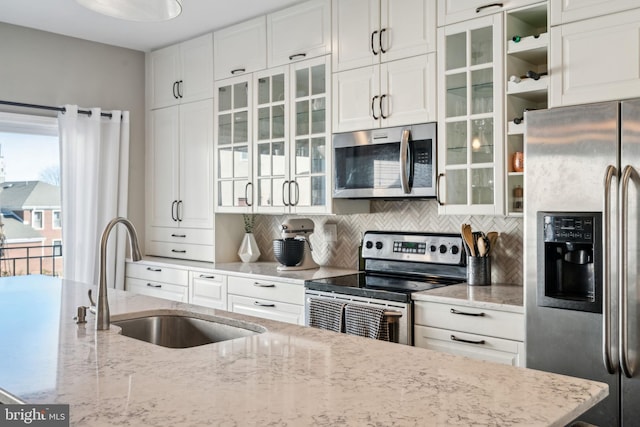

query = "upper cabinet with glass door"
253;56;369;215
214;75;253;213
437;14;504;215
254;67;289;213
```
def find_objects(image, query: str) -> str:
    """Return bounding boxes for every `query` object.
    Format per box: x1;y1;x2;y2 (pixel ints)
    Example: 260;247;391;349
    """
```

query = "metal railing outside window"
0;243;64;277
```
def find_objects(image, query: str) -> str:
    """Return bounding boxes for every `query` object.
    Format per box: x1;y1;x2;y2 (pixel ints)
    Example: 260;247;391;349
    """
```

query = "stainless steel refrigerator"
525;99;640;426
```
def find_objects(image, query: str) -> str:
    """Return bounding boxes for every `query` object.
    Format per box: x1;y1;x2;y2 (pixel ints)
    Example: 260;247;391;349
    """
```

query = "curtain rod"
0;100;115;118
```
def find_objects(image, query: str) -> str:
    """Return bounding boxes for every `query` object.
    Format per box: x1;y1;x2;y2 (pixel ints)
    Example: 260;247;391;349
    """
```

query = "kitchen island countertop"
0;275;605;426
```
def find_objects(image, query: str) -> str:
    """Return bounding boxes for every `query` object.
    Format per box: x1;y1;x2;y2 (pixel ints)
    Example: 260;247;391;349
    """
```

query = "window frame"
52;210;61;229
31;210;44;230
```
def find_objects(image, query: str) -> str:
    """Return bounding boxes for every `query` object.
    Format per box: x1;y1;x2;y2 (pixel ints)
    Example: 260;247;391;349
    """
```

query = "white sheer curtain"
58;105;130;289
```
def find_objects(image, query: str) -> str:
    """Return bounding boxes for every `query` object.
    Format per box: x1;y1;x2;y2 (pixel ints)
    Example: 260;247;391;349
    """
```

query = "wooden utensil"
477;235;488;257
461;223;476;257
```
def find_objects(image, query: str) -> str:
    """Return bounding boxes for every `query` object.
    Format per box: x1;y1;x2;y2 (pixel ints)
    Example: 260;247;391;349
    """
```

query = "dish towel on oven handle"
344;304;389;341
307;298;346;333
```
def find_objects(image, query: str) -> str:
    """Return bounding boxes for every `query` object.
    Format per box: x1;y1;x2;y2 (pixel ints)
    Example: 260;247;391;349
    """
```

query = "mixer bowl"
273;238;305;266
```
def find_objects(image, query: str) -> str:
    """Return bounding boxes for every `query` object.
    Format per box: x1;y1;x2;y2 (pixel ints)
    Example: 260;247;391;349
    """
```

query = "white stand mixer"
275;218;319;271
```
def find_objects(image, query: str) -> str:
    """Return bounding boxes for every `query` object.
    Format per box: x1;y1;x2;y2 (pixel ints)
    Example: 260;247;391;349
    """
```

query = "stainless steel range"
304;231;467;345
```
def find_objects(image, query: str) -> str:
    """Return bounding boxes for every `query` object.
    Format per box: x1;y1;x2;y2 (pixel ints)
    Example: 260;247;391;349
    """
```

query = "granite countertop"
140;257;359;284
413;283;524;313
0;275;606;426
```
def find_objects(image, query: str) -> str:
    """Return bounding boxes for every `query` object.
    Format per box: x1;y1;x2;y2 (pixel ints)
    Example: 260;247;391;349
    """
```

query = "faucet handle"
87;289;96;314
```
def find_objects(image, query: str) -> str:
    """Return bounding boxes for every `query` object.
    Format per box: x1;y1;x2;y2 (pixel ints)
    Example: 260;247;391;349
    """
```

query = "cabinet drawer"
414;301;524;341
125;262;188;285
189;271;227;310
146;241;213;263
267;0;331;67
227;294;305;325
227;276;304;305
437;0;538;26
414;325;523;367
147;227;214;245
126;277;188;302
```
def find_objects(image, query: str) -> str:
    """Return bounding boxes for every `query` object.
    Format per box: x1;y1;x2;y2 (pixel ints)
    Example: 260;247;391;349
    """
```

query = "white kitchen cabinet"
149;33;213;109
437;0;541;26
437;14;504;216
413;300;525;367
227;275;305;325
549;8;640;107
214;17;267;80
550;0;640;26
214;75;253;213
267;0;331;68
333;54;436;132
332;0;436;72
147;100;214;261
125;261;189;302
189;271;228;310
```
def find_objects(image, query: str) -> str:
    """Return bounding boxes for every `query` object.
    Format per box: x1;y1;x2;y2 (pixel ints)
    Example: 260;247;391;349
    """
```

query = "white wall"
0;22;146;247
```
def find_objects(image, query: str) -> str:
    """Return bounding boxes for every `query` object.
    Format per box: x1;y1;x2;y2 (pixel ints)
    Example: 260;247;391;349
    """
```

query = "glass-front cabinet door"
437;14;504;215
214;75;253;213
253;68;289;213
289;56;331;214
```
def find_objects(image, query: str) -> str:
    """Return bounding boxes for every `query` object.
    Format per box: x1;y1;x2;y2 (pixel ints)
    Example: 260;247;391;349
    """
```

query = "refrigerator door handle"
619;164;635;378
603;165;618;374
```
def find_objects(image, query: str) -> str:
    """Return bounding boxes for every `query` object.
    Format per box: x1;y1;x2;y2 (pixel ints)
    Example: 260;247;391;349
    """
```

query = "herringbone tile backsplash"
253;200;524;285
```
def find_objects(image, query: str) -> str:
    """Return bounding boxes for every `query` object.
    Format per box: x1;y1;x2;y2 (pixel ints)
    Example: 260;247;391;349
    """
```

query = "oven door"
305;290;411;345
333;123;436;199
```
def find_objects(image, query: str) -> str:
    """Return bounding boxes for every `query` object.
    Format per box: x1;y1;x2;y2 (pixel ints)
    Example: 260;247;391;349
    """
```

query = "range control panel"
361;231;465;265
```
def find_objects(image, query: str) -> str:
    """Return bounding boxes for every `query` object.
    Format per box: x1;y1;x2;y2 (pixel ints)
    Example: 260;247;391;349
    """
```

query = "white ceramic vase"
238;233;260;263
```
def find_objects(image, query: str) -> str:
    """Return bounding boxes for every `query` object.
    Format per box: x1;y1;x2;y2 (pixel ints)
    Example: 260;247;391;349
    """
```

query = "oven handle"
399;129;411;194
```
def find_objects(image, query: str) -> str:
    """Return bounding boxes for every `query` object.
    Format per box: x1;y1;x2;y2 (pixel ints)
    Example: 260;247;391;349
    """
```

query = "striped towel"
307;298;346;333
344;304;389;342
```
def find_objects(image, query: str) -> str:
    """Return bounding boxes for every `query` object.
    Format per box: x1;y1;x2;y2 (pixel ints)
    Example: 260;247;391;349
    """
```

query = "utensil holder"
467;256;491;286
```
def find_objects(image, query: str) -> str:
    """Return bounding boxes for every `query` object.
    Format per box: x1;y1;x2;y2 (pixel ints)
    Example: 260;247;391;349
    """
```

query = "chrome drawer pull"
253;301;275;307
451;335;485;345
253;282;275;288
200;275;216;279
146;267;162;272
450;308;485;317
146;283;162;288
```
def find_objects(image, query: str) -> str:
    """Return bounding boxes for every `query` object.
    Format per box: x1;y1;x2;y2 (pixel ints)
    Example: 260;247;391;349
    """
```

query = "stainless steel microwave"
333;123;437;199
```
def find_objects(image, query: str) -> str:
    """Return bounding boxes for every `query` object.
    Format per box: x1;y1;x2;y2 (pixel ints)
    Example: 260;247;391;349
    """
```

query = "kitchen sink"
112;314;265;349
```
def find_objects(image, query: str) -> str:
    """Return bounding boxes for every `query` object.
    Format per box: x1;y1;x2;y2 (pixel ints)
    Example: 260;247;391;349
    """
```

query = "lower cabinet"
227;276;305;325
189;271;228;310
125;261;307;326
125;262;189;302
413;301;525;367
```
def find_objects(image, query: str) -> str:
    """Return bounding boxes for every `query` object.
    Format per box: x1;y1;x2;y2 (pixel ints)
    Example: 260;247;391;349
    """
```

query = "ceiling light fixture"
76;0;182;22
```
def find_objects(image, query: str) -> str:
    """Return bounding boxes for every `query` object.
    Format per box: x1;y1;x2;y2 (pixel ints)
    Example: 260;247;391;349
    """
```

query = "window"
52;210;61;229
52;239;62;256
0;111;63;277
32;210;44;229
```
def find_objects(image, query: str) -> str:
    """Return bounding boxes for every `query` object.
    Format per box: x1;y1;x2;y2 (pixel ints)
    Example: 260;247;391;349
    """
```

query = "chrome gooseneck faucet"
96;217;142;330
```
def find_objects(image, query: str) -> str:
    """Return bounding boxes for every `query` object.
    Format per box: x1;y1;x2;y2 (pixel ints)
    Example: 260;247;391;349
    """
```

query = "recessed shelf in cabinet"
507;121;525;135
507;75;549;99
507;32;549;57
